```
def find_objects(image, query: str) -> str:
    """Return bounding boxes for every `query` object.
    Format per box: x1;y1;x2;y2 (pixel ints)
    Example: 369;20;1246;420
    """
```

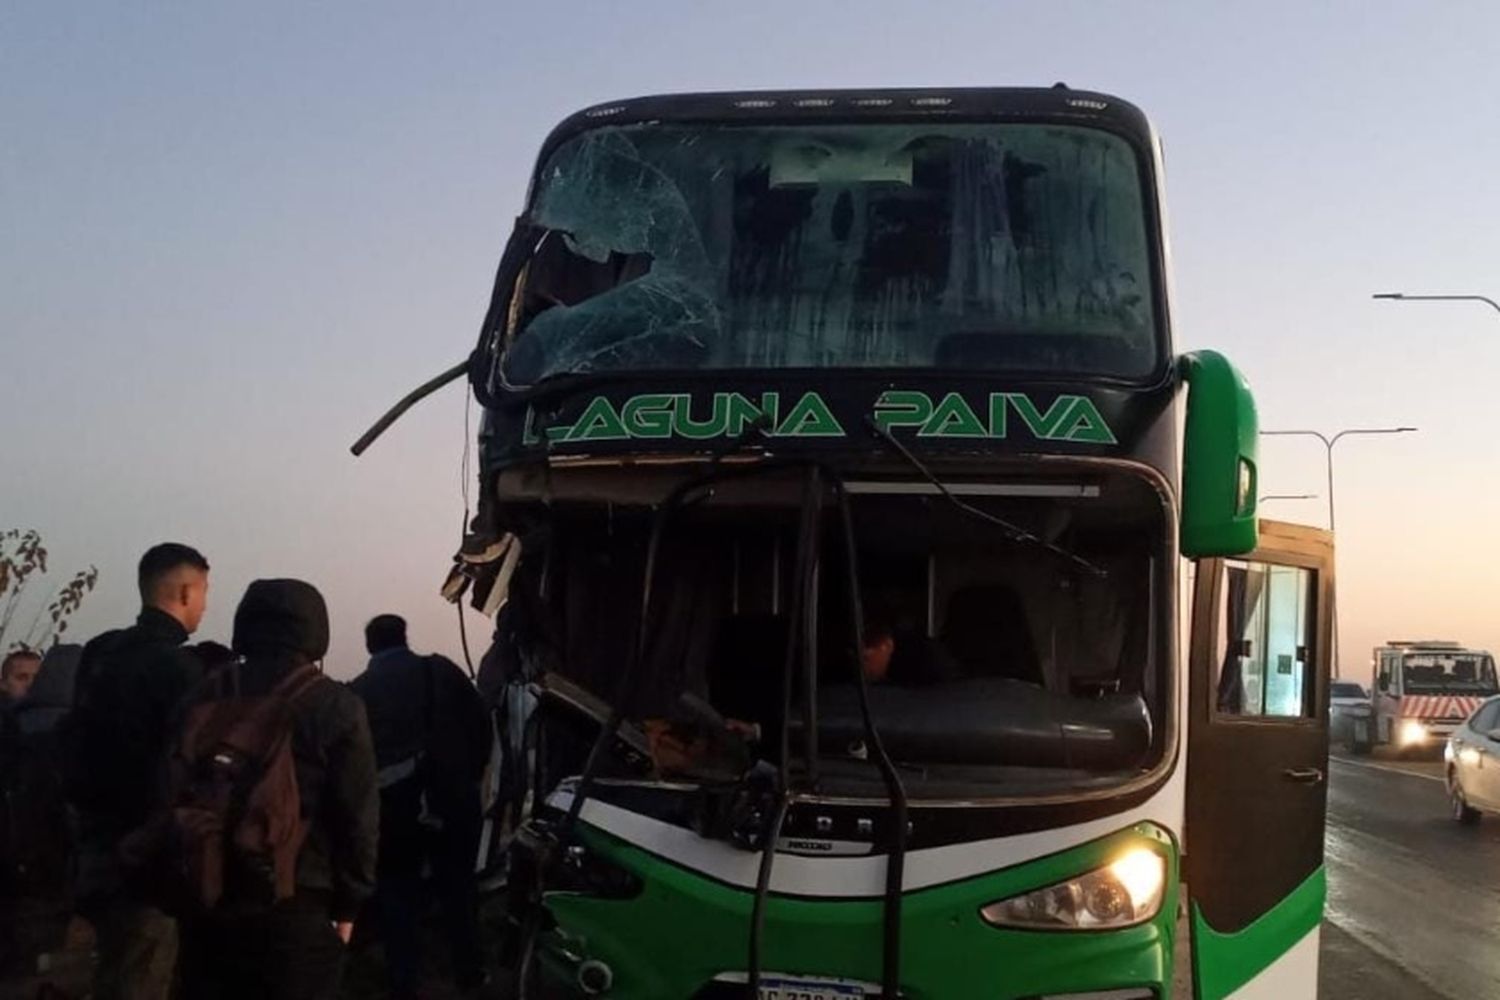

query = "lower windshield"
1402;653;1499;695
501;121;1161;386
518;470;1167;801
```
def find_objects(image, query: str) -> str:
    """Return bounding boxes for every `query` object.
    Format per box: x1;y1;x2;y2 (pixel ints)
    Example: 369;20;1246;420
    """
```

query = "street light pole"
1372;292;1500;316
1259;427;1418;677
1260;428;1417;532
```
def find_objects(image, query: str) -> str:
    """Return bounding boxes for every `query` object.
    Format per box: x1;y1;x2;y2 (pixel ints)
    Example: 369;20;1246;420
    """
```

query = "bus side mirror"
1180;351;1259;557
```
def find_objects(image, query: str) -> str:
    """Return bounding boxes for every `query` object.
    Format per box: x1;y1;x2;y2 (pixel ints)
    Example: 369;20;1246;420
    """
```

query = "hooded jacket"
213;578;379;920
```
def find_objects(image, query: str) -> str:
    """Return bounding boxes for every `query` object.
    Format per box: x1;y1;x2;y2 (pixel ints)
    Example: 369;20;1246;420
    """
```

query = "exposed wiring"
457;600;477;681
457;386;478;679
748;466;819;998
462;384;473;512
555;458;804;842
558;470;687;838
746;795;790;998
863;417;1106;579
835;478;908;1000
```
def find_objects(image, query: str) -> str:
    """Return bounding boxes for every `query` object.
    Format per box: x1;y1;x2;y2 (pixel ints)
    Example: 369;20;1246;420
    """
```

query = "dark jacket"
215;579;380;921
350;646;492;803
71;607;203;835
17;643;82;736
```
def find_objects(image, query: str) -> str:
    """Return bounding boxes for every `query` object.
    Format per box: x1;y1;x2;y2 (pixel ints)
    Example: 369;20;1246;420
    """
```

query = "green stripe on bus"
541;822;1179;999
1191;866;1326;1000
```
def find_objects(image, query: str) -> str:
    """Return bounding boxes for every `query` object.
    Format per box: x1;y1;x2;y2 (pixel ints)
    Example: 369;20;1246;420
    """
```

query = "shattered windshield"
500;122;1160;386
518;473;1167;801
1402;653;1499;695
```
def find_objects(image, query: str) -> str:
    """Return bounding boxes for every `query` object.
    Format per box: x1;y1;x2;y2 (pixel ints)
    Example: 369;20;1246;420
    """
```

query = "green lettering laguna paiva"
525;391;1117;446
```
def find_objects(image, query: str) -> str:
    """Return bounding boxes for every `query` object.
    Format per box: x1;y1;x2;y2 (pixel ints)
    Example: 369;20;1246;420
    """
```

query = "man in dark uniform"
351;614;492;999
68;542;210;1000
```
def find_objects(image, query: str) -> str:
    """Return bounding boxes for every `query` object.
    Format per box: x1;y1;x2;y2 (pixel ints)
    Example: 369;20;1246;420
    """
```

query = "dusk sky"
5;2;1500;677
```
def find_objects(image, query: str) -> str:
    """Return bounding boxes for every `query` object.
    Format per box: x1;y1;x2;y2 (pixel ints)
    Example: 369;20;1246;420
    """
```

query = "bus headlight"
1399;719;1429;747
979;848;1166;930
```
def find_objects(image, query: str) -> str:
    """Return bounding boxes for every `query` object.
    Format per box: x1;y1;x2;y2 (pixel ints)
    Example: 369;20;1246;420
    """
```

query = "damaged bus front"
452;88;1335;1000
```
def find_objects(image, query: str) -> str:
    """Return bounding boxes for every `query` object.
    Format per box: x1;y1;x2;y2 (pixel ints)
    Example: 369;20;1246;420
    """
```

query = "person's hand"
332;921;353;944
643;719;701;773
725;718;761;742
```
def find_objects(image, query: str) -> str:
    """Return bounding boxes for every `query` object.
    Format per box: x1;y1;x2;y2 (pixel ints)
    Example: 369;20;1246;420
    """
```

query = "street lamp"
1259;428;1417;678
1259;428;1417;533
1372;292;1500;316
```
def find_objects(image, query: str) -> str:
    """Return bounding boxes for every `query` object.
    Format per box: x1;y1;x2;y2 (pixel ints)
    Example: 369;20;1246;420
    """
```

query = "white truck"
1352;640;1499;753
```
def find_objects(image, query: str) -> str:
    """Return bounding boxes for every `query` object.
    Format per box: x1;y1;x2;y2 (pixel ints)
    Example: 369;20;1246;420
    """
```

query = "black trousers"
375;783;485;999
179;897;345;1000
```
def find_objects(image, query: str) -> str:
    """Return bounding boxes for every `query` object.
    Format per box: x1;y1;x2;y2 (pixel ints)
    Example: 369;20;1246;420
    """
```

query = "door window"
1214;560;1316;718
1471;701;1500;735
1379;653;1401;695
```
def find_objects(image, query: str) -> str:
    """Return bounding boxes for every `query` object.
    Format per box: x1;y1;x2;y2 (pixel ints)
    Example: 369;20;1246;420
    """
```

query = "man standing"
351;614;492;1000
67;543;209;1000
1;649;43;705
178;578;379;1000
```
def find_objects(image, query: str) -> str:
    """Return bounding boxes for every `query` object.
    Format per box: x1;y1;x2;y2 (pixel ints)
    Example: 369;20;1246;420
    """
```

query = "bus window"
1215;560;1315;718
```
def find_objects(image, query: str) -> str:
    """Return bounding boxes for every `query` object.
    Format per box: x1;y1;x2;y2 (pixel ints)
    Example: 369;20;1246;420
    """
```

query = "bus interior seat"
940;584;1043;686
886;628;964;686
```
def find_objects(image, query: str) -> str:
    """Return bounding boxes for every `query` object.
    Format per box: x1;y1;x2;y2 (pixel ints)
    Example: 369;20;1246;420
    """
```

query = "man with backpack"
170;578;379;1000
351;614;493;1000
67;542;211;1000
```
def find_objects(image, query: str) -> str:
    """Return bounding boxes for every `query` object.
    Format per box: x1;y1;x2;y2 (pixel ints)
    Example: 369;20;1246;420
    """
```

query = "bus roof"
536;86;1155;170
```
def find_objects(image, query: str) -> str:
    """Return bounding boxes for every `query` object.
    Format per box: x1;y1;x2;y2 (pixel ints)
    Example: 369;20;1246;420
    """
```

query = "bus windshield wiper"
863;417;1106;579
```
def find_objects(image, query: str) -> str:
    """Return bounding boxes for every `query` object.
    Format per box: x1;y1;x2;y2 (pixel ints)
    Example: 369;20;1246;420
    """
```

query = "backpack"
154;663;320;911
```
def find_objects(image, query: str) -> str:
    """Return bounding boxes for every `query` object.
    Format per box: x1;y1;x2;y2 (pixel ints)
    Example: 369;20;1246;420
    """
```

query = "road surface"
1320;751;1500;998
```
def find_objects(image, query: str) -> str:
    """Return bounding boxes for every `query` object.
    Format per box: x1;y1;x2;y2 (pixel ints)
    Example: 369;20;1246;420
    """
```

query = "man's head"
364;614;408;655
1;649;42;701
138;542;210;634
232;579;330;663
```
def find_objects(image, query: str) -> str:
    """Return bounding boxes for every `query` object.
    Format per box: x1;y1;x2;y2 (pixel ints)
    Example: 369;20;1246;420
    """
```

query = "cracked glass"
501;122;1160;385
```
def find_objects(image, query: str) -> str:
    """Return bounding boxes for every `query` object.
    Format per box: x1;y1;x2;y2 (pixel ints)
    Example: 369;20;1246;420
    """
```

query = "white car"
1444;695;1500;824
1329;680;1371;749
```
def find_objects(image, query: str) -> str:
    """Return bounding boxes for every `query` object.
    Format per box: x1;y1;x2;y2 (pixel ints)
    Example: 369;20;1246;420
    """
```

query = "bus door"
1185;520;1334;1000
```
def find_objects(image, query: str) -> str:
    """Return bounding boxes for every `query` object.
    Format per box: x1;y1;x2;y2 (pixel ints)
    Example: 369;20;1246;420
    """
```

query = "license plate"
758;977;865;1000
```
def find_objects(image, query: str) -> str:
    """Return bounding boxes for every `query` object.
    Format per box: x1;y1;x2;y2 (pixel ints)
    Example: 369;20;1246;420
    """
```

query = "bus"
1355;641;1499;753
403;86;1336;1000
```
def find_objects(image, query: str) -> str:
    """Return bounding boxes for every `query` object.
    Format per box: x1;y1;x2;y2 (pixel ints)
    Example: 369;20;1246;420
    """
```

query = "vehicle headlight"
1399;719;1428;746
979;848;1166;930
1459;746;1484;768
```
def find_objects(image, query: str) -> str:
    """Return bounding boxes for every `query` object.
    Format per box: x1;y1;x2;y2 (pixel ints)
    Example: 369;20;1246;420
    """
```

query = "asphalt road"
1320;752;1500;999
